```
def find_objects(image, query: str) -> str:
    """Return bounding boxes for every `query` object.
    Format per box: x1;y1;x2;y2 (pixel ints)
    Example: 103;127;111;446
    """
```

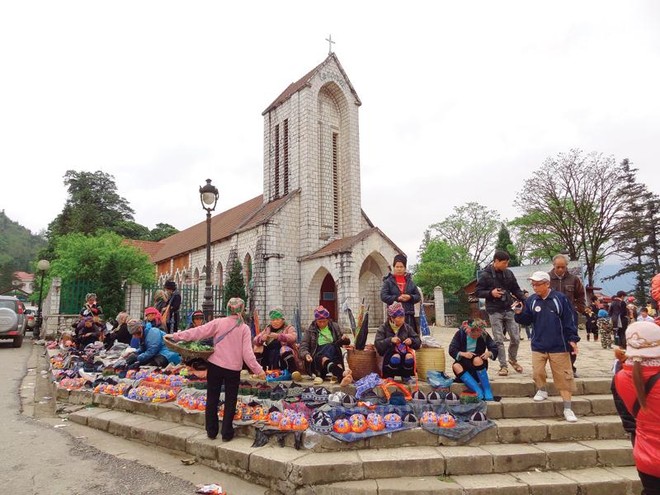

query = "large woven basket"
415;347;446;381
346;347;380;380
163;336;214;360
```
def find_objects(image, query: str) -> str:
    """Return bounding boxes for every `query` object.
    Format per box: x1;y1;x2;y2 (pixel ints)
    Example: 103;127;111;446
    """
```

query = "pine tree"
606;159;656;304
495;224;520;267
223;259;246;309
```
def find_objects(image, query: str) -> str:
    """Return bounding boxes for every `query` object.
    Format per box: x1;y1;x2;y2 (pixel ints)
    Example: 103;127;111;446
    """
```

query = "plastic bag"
427;370;454;389
421;335;442;348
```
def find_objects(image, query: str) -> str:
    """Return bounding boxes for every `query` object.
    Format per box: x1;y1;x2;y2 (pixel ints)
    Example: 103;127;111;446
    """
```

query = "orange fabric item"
395;275;406;293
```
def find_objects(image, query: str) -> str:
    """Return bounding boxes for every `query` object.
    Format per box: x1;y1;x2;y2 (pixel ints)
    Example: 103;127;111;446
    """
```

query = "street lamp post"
199;179;219;322
35;259;50;340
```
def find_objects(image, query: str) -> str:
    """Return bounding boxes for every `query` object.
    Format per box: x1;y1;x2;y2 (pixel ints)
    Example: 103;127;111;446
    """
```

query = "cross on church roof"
325;34;335;55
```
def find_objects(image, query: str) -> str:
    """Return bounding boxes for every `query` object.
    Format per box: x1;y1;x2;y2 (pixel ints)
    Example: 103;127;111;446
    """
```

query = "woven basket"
415;347;446;381
346;348;380;380
163;336;214;360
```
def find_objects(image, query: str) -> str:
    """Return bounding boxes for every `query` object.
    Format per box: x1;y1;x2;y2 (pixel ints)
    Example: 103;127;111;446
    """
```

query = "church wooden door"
319;273;337;321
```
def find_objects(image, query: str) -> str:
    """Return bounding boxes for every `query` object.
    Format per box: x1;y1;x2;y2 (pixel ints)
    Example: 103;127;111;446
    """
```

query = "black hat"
412;390;427;404
164;280;177;290
444;392;461;405
341;394;357;407
310;411;333;434
301;387;316;401
402;412;418;425
469;411;489;426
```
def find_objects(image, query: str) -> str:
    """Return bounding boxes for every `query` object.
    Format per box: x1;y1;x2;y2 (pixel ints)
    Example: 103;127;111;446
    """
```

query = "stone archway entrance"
319;273;338;321
359;252;389;326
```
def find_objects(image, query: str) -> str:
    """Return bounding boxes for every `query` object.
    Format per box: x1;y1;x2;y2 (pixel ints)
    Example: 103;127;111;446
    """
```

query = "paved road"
0;337;265;495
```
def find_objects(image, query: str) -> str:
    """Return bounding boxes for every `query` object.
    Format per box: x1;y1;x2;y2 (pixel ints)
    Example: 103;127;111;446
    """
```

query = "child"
448;319;498;400
597;309;614;349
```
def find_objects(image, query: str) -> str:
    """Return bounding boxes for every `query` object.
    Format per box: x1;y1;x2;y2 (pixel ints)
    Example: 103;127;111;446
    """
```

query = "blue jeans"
489;310;519;367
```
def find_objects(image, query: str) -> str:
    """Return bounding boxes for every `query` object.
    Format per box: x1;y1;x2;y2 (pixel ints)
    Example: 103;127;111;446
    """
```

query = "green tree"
429;202;501;267
0;211;46;290
605;159;658;304
223;259;246;307
48;232;155;317
149;223;179;241
414;240;475;297
513;149;628;286
495;224;520;267
47;170;136;238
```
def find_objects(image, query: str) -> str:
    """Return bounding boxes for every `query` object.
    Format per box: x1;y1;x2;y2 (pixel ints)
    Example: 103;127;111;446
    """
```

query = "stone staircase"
59;377;641;495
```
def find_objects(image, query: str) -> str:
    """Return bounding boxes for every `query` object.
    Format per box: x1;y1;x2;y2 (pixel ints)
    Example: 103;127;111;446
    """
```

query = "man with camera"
475;250;527;376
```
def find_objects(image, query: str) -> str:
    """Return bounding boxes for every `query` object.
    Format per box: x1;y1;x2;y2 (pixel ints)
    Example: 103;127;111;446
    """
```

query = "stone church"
152;52;402;326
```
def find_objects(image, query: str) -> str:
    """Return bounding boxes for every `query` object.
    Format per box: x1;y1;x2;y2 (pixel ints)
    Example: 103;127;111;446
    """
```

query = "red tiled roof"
262;53;362;115
301;227;404;261
152;195;263;263
13;271;34;281
152;193;296;264
122;239;166;263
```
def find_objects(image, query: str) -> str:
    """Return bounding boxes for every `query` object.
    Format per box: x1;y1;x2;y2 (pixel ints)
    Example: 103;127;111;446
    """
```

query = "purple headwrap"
387;302;405;318
314;306;330;320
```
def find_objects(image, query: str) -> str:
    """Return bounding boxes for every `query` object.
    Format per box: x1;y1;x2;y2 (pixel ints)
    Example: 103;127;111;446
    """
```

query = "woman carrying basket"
168;298;265;442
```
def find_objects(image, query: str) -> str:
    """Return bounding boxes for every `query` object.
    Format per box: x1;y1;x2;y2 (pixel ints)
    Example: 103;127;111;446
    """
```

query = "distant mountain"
0;210;46;290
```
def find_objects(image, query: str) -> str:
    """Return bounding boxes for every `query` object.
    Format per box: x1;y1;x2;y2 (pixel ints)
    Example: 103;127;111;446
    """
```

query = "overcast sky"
1;1;659;265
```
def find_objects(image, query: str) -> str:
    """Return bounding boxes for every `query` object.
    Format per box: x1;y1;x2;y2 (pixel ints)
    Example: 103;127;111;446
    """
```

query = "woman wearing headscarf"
448;319;498;400
374;302;421;382
380;254;422;333
253;307;301;380
299;305;352;386
613;321;660;494
168;298;265;442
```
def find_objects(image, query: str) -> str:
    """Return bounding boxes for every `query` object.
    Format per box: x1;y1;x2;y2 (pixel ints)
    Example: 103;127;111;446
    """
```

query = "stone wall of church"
262;57;362;260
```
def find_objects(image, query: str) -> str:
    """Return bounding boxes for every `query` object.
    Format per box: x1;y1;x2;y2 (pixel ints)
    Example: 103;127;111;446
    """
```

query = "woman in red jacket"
614;321;660;494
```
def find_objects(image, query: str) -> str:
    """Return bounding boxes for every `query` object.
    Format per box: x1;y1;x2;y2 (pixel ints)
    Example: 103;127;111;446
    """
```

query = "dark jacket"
380;273;421;315
448;328;499;363
475;265;525;314
299;321;348;359
514;289;580;353
609;298;629;329
548;269;586;314
165;290;182;331
374;321;421;356
111;322;131;345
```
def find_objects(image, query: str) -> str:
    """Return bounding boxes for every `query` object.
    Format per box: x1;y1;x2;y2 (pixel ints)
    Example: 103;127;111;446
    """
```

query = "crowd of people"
61;255;660;493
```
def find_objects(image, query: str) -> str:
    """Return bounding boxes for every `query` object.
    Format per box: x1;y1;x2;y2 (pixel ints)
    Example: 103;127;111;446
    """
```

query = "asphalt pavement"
0;336;265;495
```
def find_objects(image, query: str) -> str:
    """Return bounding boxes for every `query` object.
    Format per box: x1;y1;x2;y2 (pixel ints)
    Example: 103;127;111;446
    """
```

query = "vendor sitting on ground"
144;306;164;330
253;307;301;380
300;305;353;386
374;302;422;382
448;319;498;400
126;318;181;368
104;311;132;349
74;316;103;349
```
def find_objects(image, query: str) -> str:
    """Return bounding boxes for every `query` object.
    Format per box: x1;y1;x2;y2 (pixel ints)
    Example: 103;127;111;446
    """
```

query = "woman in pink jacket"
614;321;660;494
170;298;265;442
253;307;300;379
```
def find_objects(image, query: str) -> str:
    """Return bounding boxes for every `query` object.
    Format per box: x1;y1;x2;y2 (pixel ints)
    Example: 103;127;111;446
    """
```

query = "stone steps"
304;468;642;495
69;407;634;494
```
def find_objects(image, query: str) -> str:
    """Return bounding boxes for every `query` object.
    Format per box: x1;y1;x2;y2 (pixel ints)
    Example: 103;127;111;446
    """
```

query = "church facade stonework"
153;53;401;327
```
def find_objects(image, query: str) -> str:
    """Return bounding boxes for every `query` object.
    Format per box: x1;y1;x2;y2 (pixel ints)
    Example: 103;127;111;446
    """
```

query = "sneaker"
291;371;303;382
563;409;578;422
533;390;549;401
498;366;509;376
